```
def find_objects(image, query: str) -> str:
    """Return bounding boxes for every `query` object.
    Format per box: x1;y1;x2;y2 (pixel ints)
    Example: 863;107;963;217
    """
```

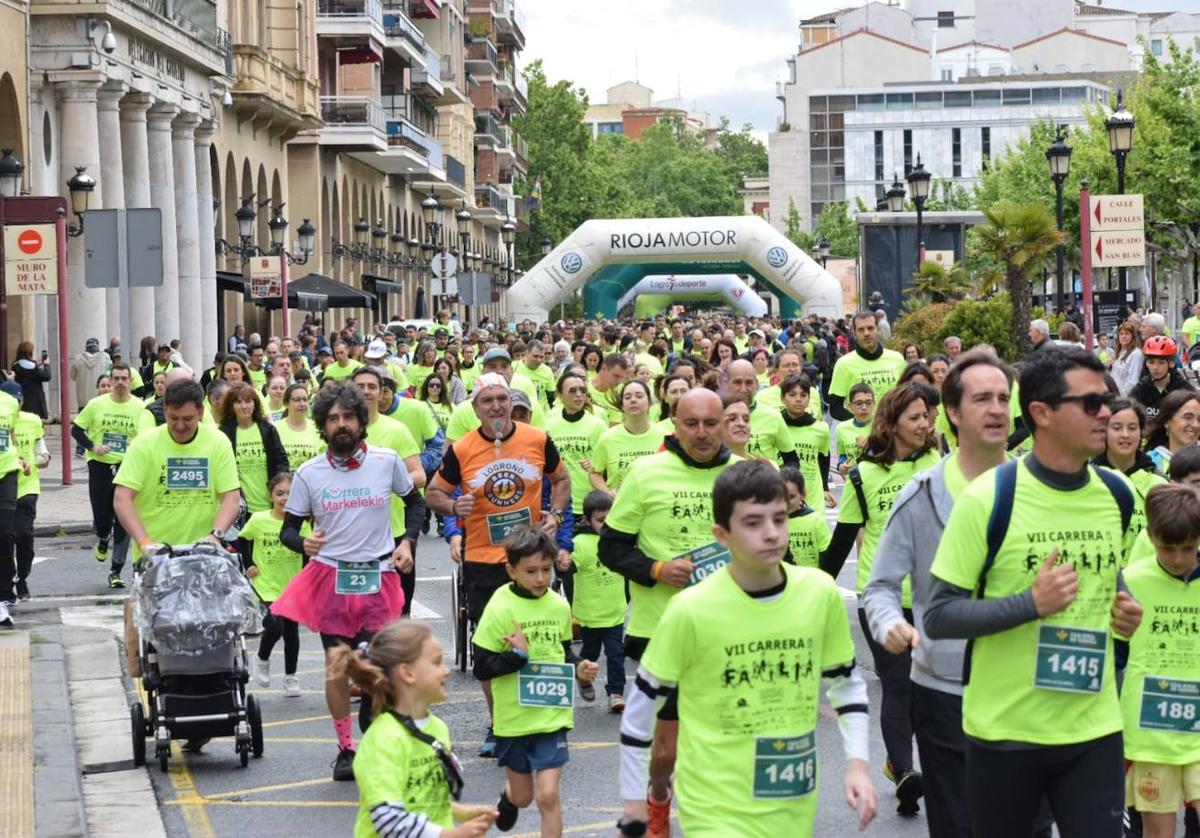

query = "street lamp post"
885;173;906;213
906;155;932;265
1106;90;1135;294
216;200;314;333
501;217;516;289
1046;125;1073;314
421;189;444;311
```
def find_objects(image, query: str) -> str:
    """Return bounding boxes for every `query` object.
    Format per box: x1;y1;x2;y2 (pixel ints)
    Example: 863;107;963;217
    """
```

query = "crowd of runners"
3;303;1200;837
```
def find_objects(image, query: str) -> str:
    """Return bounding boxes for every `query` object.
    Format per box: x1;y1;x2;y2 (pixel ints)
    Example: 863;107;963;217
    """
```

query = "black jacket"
1130;368;1195;419
12;360;50;419
218;418;290;494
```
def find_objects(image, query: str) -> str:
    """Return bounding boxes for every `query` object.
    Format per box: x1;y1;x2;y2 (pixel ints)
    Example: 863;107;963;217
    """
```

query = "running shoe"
609;693;626;714
283;676;301;697
253;657;271;688
0;601;12;628
883;761;923;816
332;747;356;781
495;792;519;832
15;580;29;601
577;678;596;702
478;726;497;758
108;573;125;590
647;790;671;838
94;539;109;562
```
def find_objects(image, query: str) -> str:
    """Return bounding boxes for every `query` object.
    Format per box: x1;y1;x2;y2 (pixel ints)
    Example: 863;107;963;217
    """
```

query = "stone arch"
0;73;23;172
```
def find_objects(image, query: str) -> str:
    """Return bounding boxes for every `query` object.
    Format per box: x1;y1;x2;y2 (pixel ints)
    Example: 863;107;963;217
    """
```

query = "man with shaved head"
600;387;742;835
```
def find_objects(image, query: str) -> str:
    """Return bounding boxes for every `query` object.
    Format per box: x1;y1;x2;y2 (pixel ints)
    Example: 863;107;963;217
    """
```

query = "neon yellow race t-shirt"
234;425;271;513
591;423;667;496
275;419;325;471
828;349;906;401
74;393;147;465
366;414;420;538
353;712;453;837
544;407;606;513
13;410;44;497
787;508;831;569
746;403;796;467
782;415;830;499
571;531;627;628
239;510;306;601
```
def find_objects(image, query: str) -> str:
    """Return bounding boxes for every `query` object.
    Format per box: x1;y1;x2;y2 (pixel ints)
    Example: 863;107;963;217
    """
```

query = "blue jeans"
579;625;625;696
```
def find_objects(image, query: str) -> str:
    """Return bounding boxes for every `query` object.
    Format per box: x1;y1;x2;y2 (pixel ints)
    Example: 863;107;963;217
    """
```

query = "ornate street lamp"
66;165;96;237
1046;126;1073;313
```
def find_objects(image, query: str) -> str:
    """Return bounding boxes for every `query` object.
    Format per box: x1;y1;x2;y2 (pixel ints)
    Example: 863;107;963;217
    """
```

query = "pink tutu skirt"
271;561;405;638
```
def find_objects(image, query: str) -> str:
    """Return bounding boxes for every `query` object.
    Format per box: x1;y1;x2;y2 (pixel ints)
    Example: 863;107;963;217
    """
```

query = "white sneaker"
0;601;11;628
283;676;301;697
253;657;271;687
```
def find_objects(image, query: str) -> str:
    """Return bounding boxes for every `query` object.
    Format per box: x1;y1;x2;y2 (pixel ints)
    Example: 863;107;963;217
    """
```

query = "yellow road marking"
0;632;33;838
166;798;356;808
202;776;332;799
260;714;333;728
166;741;216;838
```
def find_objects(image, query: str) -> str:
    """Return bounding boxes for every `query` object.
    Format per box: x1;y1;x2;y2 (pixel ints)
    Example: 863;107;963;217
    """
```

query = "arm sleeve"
828;394;852;421
818;452;831;492
400;487;426;543
471;644;528;681
368;802;443;838
599;525;657;587
862;503;915;646
922;577;1040;640
823;664;870;762
618;666;678;802
435;443;462;487
561;639;582;666
820;522;860;579
70;422;94;451
543;435;562;474
279;512;309;556
236;537;255;569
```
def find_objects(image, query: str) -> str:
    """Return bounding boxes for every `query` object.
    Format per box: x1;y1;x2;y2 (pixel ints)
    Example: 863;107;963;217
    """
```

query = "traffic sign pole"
1080;182;1094;351
55;214;70;486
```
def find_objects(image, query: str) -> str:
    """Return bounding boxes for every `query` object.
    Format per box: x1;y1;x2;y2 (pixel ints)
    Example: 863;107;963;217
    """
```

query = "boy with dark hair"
616;460;876;837
780;374;834;509
780;467;831;569
473;526;599;834
836;382;874;476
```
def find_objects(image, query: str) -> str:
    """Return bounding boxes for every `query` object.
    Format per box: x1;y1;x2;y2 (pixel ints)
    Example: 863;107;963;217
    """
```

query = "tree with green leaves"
713;118;769;179
971;201;1063;356
911;260;971;303
811;203;858;258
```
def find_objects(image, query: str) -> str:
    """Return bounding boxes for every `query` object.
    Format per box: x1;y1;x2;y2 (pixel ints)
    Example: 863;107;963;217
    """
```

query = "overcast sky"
517;0;1200;143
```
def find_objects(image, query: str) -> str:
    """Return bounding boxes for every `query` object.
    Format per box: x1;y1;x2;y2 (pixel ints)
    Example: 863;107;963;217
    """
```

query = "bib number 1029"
517;662;574;709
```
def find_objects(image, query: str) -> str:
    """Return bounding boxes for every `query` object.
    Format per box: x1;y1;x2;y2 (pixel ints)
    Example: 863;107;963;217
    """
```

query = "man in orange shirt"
426;372;571;757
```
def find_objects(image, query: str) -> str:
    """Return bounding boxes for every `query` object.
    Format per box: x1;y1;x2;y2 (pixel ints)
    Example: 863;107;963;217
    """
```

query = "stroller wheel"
236;740;249;768
247;695;264;758
130;702;146;766
158;749;169;773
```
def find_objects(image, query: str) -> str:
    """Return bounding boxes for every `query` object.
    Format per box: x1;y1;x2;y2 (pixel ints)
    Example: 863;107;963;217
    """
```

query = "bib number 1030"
753;733;817;798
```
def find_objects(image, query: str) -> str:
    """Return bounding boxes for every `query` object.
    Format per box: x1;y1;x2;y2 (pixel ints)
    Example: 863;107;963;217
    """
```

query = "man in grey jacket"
863;348;1014;838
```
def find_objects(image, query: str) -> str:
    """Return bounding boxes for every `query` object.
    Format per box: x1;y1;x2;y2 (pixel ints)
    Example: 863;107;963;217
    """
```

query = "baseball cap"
482;347;511;364
364;339;388;359
0;381;22;400
471;372;510;399
749;329;765;338
433;327;450;337
317;346;333;357
509;390;532;410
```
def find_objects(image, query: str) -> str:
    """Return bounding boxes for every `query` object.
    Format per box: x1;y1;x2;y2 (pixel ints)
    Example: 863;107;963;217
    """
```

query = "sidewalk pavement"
34;422;94;537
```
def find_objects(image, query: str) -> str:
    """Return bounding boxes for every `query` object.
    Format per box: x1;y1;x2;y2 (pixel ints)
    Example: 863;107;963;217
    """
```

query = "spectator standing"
11;341;50;420
71;338;110;411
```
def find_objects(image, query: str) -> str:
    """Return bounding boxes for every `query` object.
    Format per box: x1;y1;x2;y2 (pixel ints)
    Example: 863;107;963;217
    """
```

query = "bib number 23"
335;562;381;595
1034;625;1106;694
753;733;817;798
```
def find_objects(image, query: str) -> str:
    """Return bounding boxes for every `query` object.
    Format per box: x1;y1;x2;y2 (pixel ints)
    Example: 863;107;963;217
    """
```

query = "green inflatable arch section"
584;261;796;319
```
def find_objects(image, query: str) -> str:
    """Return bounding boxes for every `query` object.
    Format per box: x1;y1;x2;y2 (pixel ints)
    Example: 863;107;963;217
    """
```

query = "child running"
338;620;497;838
472;526;600;836
238;472;306;697
780;374;835;509
566;490;627;713
780;467;831;569
836;383;874;475
1120;483;1200;838
617;459;876;837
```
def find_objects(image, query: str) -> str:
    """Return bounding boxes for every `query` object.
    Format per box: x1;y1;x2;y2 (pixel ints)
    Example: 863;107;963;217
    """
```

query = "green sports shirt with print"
745;403;795;467
641;564;854;837
239;510;307;601
544;406;607;513
930;459;1136;745
274;420;325;471
74;393;147;465
571;531;627;628
353;712;454;836
787;508;831;569
365;414;420;537
782;415;829;498
591;423;667;495
828;348;906;401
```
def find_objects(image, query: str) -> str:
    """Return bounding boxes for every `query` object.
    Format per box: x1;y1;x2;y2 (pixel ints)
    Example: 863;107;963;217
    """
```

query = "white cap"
471;372;510;400
364;339;388;359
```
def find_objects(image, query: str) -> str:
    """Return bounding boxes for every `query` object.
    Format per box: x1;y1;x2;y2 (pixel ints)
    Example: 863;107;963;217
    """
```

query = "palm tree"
911;260;971;303
971;201;1063;356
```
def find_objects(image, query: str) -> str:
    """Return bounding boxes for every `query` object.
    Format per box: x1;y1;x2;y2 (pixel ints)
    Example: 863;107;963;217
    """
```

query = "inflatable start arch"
617;275;768;317
504;215;842;323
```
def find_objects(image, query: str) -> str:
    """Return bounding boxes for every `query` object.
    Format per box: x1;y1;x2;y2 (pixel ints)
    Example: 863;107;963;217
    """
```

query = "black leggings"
15;494;36;583
257;609;299;675
0;471;16;601
88;460;127;546
965;732;1124;838
858;607;915;773
395;537;415;616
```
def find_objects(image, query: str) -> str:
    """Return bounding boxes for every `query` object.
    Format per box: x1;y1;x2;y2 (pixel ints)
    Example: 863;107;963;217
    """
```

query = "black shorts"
319;629;375;651
463;561;511;625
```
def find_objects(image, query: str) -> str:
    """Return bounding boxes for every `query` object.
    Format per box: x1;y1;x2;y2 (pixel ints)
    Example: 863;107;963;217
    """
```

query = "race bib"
1034;625;1106;694
102;432;128;454
165;457;209;490
753;733;817;799
681;542;732;587
335;561;381;596
1139;677;1200;733
0;428;8;451
517;662;574;708
487;508;532;544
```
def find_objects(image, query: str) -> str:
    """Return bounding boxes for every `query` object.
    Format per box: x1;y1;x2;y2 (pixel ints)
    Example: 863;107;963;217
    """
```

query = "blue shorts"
495;729;570;774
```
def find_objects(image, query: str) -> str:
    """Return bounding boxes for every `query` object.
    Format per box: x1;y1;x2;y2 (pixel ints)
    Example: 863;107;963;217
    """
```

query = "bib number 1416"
753;733;817;798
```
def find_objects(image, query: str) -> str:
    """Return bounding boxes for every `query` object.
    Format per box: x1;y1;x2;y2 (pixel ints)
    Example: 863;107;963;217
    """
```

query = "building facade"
583;80;714;144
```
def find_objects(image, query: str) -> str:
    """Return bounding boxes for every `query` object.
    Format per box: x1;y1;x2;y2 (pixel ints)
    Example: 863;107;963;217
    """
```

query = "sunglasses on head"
1054;393;1112;416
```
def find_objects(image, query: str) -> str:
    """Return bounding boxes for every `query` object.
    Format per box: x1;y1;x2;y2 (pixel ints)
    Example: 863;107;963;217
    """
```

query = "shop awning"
362;274;405;296
253;272;375;310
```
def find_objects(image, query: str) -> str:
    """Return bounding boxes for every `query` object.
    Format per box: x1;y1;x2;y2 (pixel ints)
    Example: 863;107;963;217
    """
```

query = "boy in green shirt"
835;383;874;476
565;491;627;713
780;467;831;569
472;527;599;835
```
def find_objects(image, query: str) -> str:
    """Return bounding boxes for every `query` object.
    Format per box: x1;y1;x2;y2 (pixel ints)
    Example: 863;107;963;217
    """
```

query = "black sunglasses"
1054;393;1112;416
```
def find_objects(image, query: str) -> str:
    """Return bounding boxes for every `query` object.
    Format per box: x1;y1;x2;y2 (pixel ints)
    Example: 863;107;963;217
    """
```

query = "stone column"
56;79;106;357
146;102;180;343
96;84;127;344
172;112;202;369
193;121;218;365
119;93;156;336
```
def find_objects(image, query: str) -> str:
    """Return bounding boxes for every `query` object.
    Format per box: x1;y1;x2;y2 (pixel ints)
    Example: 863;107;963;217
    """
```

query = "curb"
29;627;89;838
34;523;94;538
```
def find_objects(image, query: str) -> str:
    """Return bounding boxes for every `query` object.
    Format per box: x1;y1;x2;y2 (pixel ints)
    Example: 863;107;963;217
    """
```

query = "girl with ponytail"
333;620;498;837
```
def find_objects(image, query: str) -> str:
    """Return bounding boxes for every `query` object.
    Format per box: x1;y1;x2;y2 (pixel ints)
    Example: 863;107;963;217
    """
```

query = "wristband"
451;497;459;516
137;537;153;551
651;561;662;581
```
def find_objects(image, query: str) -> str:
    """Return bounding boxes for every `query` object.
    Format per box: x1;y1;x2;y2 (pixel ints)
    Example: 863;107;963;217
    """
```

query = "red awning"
408;0;439;19
338;42;384;65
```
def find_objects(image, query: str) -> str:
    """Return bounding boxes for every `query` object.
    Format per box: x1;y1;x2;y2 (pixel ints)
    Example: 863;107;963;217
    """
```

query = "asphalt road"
23;513;935;838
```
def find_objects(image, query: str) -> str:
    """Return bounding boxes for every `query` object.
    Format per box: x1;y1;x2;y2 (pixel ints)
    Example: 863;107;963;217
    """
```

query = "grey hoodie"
862;455;966;695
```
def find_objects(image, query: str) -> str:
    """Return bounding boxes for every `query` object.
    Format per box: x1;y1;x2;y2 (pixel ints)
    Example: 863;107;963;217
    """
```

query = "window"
974;89;1001;106
886;92;914;110
941;68;954;82
952;127;962;178
938;10;955;28
1002;88;1032;106
828;95;855;112
903;129;913;175
1061;86;1087;102
597;122;623;135
945;90;972;108
857;93;884;111
810;113;827;130
915;91;943;109
874;130;884;181
1032;87;1060;105
1151;39;1163;56
981;126;991;169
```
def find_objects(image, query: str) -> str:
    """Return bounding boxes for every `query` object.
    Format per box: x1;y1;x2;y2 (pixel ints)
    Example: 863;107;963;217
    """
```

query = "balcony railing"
475;182;504;210
445;155;466;189
386;117;444;168
320;96;386;133
318;0;381;18
513;132;528;161
129;0;219;41
466;39;498;71
474;112;500;141
515;71;528;101
217;27;233;74
382;7;426;51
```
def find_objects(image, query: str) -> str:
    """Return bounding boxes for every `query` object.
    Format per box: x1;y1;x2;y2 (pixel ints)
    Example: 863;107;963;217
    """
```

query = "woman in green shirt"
432;356;467;405
419;373;453;433
274;383;324;470
582;344;602;380
653;372;691;435
1146;390;1200;473
546;372;606;513
145;371;167;405
407;343;437;396
589;379;665;495
218;381;288;514
1093;395;1164;541
264;374;289;422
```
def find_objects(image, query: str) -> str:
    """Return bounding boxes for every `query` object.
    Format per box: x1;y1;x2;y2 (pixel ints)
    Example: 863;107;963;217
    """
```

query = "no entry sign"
4;223;58;295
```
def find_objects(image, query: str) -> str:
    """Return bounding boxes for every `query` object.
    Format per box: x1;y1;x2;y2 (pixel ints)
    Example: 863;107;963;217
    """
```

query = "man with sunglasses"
924;347;1144;838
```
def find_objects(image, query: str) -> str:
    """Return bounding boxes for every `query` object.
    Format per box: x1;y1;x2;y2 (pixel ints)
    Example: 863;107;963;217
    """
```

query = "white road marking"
60;604;124;635
410;600;441;620
417;575;451;582
32;555;57;565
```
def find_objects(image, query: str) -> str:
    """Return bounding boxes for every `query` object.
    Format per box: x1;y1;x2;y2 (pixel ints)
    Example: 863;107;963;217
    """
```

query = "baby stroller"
128;541;265;771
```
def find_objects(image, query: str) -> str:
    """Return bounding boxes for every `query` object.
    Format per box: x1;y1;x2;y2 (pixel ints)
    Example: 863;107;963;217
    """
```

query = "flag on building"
526;176;542;212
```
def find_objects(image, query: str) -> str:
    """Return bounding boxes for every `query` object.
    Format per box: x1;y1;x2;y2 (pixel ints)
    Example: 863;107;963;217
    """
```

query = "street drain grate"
81;759;138;775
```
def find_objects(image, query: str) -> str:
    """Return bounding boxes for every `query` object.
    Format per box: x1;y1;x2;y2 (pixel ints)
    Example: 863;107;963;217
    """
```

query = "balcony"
437;53;470;105
414;152;467;200
475;182;505;211
445;155;466;190
407;0;439;18
231;47;321;139
411;47;444;99
465;39;498;74
318;95;387;150
382;5;427;66
471;79;500;114
317;0;385;43
474;111;501;146
492;0;525;49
